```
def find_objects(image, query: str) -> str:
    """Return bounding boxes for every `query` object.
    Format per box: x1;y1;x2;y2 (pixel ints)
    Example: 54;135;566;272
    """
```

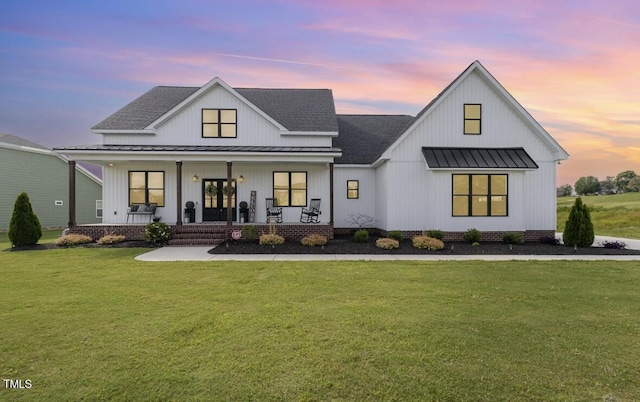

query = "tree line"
559;170;639;196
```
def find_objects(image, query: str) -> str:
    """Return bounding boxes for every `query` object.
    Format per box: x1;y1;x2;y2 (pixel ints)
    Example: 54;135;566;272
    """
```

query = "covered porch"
59;145;340;241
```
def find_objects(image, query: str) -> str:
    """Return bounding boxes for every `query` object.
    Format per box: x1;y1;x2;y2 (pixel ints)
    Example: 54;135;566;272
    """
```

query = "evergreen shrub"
353;229;369;242
8;192;42;247
562;197;594;248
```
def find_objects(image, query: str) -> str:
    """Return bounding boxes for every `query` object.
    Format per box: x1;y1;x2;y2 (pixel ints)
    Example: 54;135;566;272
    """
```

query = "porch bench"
126;203;157;223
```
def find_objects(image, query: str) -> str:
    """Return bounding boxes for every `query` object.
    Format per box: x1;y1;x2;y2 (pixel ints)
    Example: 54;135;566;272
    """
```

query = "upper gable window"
202;109;237;138
464;104;481;135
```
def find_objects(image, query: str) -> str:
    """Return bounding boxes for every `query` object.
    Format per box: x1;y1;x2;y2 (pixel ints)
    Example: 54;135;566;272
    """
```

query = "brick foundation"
70;223;334;243
70;225;147;241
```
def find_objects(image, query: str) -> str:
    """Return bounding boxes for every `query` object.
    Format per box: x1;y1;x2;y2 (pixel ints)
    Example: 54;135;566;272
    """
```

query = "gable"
92;83;338;133
381;61;569;163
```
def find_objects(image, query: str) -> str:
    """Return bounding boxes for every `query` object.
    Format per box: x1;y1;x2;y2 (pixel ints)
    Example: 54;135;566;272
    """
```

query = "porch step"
168;224;227;246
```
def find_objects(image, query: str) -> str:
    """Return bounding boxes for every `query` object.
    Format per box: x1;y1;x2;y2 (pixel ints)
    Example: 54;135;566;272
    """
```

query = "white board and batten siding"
104;84;332;148
102;161;331;224
374;68;561;233
333;166;376;229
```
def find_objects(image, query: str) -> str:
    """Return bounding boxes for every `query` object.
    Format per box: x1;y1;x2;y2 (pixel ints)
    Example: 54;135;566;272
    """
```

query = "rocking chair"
300;198;321;223
265;198;282;223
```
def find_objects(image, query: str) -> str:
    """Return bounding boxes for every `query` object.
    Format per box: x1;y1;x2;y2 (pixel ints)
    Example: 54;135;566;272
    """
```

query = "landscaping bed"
209;234;640;255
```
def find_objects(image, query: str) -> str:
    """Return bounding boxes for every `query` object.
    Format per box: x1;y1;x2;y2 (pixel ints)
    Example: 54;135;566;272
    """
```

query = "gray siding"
0;147;102;230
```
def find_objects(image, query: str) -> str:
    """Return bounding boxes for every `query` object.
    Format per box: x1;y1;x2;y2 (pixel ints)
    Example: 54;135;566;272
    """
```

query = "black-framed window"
464;104;481;135
273;172;307;207
452;174;507;216
347;180;359;199
202;109;237;138
129;171;165;207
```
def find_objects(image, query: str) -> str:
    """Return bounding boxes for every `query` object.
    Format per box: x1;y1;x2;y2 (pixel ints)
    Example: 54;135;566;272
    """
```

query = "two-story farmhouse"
55;61;568;243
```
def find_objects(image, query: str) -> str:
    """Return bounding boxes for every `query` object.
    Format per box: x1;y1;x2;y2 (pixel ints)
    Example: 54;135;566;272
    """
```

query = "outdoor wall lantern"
239;175;245;183
192;174;199;182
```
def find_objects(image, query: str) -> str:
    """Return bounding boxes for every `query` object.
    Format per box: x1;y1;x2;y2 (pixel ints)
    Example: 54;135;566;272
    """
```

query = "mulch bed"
6;241;157;252
209;234;640;255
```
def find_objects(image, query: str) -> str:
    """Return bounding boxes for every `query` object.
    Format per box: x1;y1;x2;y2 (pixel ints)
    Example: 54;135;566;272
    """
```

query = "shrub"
301;234;328;247
412;235;445;250
241;225;258;242
259;233;285;246
8;192;42;247
56;234;92;246
601;240;627;250
376;238;399;249
424;230;445;241
463;228;481;244
97;234;126;245
387;231;404;242
353;229;369;242
539;235;561;245
502;232;524;245
144;222;171;244
562;197;594;248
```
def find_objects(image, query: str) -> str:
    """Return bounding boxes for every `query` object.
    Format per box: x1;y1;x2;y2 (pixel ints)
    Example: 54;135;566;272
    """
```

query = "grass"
1;247;639;400
558;192;640;239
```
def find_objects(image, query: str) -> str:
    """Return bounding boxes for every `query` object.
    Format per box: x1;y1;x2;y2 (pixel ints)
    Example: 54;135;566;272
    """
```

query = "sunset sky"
1;0;638;186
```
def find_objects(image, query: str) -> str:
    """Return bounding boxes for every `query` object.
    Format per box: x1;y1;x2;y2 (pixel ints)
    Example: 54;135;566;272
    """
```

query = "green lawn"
1;247;639;400
558;192;640;239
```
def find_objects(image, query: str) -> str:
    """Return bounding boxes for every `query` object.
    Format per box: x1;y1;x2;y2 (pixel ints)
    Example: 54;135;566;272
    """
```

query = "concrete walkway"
135;234;640;262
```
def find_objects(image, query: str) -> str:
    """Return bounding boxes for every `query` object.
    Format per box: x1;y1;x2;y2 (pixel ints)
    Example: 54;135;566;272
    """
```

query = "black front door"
202;179;236;221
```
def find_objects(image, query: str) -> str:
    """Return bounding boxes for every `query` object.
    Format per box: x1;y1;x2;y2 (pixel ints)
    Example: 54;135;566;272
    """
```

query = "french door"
202;179;236;221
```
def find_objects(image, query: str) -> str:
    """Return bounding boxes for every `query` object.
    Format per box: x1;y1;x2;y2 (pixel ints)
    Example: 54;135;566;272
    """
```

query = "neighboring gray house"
0;133;102;230
56;61;568;241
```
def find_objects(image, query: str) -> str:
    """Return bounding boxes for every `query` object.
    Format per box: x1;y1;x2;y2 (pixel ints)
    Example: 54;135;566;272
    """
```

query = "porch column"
226;161;232;240
176;161;183;226
329;163;334;225
68;160;77;227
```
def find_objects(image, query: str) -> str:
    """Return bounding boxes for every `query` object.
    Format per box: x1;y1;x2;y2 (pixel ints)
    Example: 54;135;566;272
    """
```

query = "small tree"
574;176;601;196
562;197;594;248
614;170;637;193
8;192;42;247
627;176;640;192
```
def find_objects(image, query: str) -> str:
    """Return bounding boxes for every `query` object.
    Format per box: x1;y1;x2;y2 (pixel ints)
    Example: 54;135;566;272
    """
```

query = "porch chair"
265;198;282;223
300;198;321;223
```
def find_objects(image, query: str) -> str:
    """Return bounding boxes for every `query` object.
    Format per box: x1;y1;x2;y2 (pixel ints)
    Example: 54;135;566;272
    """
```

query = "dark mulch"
6;241;157;252
209;235;640;255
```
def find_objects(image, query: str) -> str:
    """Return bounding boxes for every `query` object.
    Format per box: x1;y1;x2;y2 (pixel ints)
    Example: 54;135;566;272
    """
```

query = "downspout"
68;160;77;228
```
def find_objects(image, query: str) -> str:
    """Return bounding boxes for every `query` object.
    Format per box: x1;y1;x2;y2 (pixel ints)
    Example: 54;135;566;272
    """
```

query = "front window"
452;174;507;216
129;171;165;207
347;180;359;199
202;109;237;138
464;104;481;135
273;172;307;206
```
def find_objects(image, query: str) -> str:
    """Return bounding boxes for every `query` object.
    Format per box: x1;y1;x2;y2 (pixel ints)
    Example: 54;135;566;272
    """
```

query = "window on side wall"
464;104;481;135
129;171;165;207
96;200;103;219
452;174;507;216
347;180;359;199
202;109;237;138
273;172;307;207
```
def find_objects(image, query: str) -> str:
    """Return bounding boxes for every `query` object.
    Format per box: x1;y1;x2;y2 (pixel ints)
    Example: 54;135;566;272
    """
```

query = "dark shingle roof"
422;147;538;169
92;86;199;130
92;86;339;132
0;133;49;149
334;115;415;164
236;88;338;132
